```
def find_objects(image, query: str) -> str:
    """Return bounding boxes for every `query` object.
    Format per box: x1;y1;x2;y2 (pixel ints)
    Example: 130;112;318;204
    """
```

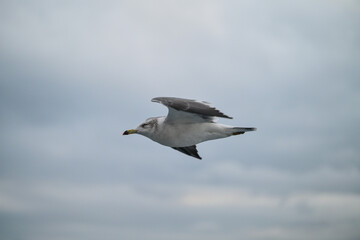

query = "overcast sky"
1;1;360;240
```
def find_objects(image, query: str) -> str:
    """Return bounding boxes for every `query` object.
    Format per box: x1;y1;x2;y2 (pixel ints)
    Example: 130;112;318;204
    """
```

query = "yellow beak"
123;129;138;135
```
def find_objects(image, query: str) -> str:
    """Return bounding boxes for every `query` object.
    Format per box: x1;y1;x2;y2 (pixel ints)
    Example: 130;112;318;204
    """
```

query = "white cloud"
179;188;279;207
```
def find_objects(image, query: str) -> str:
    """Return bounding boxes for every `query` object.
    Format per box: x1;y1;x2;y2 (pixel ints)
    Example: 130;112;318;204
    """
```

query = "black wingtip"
172;145;202;160
191;154;202;160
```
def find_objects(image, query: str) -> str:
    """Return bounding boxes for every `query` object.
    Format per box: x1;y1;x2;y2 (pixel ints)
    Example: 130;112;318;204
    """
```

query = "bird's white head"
123;117;159;138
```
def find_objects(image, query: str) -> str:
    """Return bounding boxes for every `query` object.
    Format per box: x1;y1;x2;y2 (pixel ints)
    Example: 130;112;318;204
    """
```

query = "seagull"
123;97;256;159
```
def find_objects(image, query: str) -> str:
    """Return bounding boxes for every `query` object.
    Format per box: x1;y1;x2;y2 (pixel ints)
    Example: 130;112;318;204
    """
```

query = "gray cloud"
1;0;360;240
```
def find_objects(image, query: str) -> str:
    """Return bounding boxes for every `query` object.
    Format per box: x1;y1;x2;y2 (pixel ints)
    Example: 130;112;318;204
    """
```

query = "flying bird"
123;97;256;159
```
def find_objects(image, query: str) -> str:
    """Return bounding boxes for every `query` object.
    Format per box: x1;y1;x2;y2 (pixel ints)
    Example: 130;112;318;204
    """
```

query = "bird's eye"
141;123;149;128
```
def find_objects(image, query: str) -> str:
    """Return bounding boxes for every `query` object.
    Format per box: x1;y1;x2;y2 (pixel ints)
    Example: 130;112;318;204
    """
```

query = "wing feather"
152;97;232;123
172;145;202;159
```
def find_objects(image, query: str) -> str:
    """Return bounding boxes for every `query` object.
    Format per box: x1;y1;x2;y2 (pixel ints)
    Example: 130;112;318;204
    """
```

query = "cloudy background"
1;0;359;239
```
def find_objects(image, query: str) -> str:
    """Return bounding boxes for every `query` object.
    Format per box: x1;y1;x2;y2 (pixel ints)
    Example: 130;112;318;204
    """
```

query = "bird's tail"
231;127;257;135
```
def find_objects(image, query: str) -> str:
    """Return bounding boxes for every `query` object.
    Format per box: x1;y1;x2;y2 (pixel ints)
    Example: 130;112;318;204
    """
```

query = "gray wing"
172;145;202;160
152;97;232;123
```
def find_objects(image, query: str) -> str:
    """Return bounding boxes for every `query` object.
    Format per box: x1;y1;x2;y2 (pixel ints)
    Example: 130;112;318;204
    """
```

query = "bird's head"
123;117;158;138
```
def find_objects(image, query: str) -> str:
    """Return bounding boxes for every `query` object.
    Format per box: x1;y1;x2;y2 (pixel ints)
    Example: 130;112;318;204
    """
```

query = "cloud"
1;175;360;240
1;0;359;240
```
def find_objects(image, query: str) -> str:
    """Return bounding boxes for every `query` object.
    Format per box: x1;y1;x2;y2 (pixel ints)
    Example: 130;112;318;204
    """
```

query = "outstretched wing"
172;145;202;160
152;97;232;123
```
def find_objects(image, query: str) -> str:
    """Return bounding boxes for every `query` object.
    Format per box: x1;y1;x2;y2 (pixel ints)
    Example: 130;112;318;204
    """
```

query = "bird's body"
123;97;256;159
143;118;232;147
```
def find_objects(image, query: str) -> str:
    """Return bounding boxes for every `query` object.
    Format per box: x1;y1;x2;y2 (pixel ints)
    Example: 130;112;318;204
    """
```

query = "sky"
0;0;360;239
